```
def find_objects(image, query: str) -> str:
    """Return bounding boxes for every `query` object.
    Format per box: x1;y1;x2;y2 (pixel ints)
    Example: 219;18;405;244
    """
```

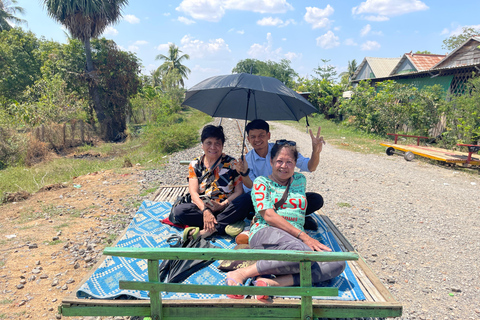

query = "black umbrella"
182;73;318;156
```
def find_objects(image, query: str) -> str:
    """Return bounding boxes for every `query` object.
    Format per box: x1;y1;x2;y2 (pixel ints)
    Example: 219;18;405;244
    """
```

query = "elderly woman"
169;125;249;238
226;139;345;299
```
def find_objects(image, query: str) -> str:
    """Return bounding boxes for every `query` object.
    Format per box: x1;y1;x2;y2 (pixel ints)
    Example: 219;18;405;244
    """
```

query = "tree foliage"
295;77;343;118
442;27;480;51
313;59;337;82
340;80;447;137
0;0;25;31
0;28;42;106
232;58;298;88
155;43;191;88
43;0;129;141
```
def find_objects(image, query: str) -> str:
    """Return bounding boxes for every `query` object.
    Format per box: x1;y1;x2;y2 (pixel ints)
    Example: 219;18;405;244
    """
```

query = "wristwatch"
240;168;250;177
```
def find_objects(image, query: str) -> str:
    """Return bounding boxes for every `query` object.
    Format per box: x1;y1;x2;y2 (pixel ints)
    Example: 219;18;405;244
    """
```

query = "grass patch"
140;187;157;197
337;202;352;208
55;223;70;230
285;113;386;155
46;239;63;246
104;233;118;245
0;260;5;267
0;313;6;319
0;109;211;195
0;299;13;305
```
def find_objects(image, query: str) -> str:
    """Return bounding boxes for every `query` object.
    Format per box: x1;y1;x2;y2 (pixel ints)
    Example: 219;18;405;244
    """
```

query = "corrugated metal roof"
366;57;401;78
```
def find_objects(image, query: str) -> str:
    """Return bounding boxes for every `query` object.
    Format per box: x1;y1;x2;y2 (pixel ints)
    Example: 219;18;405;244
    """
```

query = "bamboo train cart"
60;185;402;320
380;133;480;166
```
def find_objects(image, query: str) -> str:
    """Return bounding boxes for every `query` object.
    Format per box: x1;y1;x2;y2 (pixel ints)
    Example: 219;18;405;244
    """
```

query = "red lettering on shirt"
254;192;265;201
256;203;264;210
299;198;307;210
254;183;266;191
289;198;297;209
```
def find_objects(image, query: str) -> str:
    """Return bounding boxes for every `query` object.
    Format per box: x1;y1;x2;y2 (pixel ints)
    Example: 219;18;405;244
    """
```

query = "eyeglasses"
275;139;296;146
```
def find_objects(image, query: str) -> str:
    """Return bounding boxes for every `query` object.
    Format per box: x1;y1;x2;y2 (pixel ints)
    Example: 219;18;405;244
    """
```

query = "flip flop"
253;279;270;300
182;227;200;242
225;277;244;299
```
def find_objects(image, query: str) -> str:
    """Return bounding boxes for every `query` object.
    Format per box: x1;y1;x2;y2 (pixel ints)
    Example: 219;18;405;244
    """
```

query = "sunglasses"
275;139;296;146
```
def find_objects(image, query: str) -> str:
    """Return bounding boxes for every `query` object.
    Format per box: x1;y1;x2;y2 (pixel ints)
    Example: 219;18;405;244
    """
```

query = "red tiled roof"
405;53;446;71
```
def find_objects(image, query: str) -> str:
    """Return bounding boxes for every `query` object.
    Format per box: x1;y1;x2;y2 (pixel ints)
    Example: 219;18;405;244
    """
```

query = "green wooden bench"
61;247;359;320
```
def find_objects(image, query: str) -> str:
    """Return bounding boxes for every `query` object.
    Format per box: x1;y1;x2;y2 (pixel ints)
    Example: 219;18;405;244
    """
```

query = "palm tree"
42;0;128;140
339;59;358;85
155;44;191;88
0;0;25;31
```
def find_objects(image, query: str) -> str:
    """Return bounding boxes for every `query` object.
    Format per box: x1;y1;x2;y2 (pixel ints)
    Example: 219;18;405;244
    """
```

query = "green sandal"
183;227;200;242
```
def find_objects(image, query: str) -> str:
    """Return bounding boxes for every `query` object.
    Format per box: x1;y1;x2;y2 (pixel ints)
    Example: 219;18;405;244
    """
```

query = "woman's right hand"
299;232;332;252
203;209;217;233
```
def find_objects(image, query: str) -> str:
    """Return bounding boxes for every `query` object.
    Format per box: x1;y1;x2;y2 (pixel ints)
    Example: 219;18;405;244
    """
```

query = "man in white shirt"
236;119;325;230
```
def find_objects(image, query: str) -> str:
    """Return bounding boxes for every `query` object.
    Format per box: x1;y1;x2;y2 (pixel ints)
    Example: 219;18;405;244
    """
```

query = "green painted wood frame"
64;247;358;320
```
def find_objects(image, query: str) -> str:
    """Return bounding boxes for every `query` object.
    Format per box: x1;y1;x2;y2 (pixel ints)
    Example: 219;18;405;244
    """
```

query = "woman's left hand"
299;233;332;252
205;200;225;213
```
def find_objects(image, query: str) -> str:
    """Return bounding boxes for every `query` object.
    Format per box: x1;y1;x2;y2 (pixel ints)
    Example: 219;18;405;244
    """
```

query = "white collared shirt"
243;142;310;192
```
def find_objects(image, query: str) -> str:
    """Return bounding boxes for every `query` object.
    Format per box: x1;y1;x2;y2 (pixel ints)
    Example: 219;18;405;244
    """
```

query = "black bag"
158;234;218;283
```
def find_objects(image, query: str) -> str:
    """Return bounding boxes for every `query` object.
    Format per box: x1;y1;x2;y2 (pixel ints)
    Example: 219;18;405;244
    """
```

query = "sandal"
225;277;244;299
253;279;270;300
182;227;200;242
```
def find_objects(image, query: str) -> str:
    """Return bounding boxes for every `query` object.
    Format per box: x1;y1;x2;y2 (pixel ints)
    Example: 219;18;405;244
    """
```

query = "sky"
17;0;480;88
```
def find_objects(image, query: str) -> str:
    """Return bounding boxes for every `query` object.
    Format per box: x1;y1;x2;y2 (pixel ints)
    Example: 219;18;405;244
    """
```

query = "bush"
0;127;27;169
25;135;49;166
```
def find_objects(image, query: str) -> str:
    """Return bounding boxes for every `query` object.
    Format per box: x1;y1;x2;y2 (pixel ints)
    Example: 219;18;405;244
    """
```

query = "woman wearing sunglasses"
226;139;345;299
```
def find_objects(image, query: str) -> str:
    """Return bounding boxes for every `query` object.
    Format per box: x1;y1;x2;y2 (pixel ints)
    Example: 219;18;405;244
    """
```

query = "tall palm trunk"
84;38;109;138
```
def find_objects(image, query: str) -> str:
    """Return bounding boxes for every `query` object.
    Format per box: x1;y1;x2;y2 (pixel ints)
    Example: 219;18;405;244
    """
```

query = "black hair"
270;142;298;162
201;125;225;144
246;119;269;134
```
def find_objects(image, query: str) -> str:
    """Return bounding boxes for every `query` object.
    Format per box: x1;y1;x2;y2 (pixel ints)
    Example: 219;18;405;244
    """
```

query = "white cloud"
257;17;283;26
124;14;140;24
443;24;480;36
228;28;245;34
440;28;449;36
178;16;196;25
224;0;293;14
360;24;371;37
237;30;245;34
192;65;222;74
247;33;283;60
176;0;293;22
304;5;334;29
352;0;428;21
256;17;295;27
157;43;173;51
180;35;231;59
364;15;389;21
285;52;302;61
134;40;148;45
176;0;225;22
163;13;171;16
361;40;381;50
128;45;139;52
344;38;358;46
103;26;118;36
316;31;340;49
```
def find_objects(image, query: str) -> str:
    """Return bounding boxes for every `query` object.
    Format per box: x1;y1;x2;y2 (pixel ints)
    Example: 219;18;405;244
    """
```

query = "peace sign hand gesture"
309;126;325;154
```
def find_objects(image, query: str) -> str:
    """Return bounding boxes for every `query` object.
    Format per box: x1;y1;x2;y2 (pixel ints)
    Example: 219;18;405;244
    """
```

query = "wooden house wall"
435;41;480;68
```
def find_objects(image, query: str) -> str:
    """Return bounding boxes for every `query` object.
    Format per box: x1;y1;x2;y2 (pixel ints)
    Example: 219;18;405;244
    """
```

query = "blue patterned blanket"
76;200;365;301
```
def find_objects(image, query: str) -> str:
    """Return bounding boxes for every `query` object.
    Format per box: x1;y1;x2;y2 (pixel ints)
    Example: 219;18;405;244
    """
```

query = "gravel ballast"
148;118;480;320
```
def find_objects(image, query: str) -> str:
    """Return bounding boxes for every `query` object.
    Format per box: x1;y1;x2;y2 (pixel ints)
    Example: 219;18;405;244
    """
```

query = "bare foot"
226;269;247;286
199;229;215;237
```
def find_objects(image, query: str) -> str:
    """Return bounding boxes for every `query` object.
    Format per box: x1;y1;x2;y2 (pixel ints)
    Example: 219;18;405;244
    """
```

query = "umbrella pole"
241;90;251;160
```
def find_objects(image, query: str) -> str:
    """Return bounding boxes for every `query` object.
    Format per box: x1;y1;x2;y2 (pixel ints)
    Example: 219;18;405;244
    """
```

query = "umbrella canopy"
182;73;317;121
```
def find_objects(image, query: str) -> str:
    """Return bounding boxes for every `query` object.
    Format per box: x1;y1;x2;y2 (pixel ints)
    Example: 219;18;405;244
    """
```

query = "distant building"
351;36;480;95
